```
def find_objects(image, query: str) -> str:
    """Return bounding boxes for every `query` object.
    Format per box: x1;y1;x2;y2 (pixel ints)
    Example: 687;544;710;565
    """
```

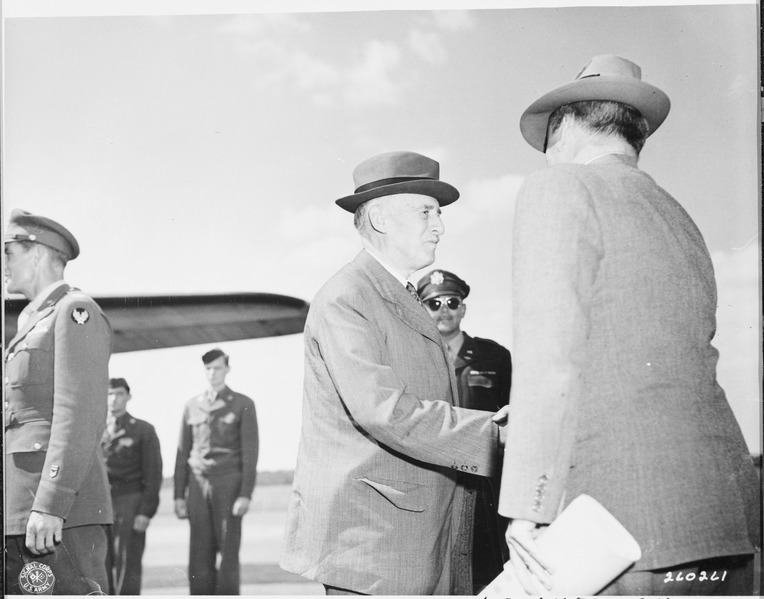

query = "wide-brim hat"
4;208;80;260
520;54;671;152
335;150;459;213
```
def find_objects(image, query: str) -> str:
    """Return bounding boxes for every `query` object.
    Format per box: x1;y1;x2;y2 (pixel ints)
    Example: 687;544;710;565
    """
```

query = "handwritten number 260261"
664;570;727;583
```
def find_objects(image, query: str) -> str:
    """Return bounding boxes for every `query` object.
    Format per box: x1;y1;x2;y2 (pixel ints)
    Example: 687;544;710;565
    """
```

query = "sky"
2;0;761;475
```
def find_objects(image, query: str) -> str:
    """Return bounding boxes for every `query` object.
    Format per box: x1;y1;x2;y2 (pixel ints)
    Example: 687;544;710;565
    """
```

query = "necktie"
406;282;423;306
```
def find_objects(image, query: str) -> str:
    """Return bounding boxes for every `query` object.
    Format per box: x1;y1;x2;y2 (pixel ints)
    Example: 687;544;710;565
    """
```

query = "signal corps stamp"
19;562;55;594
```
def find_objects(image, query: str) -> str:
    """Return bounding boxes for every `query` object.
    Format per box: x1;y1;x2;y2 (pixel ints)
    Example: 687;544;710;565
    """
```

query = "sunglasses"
424;297;462;311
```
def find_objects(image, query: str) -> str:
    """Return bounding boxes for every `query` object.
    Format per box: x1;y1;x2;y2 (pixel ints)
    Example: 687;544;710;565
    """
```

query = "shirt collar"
362;246;411;288
448;331;465;356
26;280;67;313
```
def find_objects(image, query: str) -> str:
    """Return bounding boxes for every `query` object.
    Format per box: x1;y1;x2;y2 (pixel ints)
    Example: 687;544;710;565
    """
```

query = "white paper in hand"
480;494;641;596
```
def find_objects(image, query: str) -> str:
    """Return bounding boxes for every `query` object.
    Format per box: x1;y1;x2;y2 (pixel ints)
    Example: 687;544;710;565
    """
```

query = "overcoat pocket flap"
5;420;51;454
357;476;426;512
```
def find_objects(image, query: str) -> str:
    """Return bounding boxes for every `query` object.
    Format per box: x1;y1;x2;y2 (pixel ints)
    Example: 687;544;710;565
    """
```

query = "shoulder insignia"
71;307;90;324
48;465;59;478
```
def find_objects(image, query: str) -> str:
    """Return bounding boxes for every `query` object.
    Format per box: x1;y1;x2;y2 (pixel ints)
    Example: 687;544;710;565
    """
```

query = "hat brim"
335;179;460;213
519;77;671;152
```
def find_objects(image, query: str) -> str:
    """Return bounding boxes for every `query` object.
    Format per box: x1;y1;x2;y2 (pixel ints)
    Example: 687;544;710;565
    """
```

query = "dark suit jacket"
500;154;760;570
4;283;113;534
280;250;500;595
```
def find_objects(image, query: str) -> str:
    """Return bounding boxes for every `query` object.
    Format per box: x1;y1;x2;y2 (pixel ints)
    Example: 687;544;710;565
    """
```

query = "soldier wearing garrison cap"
498;55;760;595
417;269;513;593
102;377;163;595
4;209;113;595
281;151;507;595
173;348;259;595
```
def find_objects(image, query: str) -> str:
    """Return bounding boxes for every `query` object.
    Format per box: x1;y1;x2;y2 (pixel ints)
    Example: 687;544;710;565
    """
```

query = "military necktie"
406;282;423;306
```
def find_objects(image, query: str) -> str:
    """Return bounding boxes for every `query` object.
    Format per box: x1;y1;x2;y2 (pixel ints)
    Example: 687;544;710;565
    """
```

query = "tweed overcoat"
499;154;760;570
280;250;501;595
4;283;113;534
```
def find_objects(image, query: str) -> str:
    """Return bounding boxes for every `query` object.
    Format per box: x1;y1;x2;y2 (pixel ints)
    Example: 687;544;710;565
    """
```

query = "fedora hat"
519;54;671;152
335;150;459;213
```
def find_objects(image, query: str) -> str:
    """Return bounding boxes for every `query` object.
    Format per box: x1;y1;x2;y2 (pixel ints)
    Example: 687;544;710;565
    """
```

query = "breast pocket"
7;332;54;388
467;370;497;389
211;411;239;446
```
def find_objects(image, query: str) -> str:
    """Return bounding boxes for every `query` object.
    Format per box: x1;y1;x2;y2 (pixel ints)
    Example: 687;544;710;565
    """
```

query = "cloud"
444;172;525;234
710;242;761;453
343;40;405;107
408;29;447;65
432;10;477;31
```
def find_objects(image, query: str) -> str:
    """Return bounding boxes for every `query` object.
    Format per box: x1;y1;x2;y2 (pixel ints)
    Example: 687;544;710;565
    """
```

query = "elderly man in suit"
280;151;505;595
498;55;761;595
4;209;113;595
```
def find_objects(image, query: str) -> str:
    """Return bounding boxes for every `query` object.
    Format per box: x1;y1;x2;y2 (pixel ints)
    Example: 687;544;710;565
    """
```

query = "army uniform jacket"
4;283;113;535
454;333;512;413
102;412;163;518
173;386;259;499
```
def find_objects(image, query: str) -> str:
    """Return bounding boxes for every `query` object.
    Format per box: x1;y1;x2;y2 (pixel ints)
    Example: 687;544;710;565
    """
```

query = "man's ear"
368;204;386;234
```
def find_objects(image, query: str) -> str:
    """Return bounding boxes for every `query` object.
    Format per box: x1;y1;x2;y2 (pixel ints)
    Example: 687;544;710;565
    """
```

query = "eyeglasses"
424;297;462;311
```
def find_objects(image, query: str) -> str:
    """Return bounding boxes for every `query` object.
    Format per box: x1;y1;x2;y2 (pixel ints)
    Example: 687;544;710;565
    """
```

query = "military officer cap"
109;378;131;393
4;209;80;260
416;270;470;302
202;348;229;365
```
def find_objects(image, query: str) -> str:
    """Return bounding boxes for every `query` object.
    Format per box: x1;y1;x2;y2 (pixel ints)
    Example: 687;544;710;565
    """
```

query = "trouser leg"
210;474;243;595
111;492;146;595
188;475;217;595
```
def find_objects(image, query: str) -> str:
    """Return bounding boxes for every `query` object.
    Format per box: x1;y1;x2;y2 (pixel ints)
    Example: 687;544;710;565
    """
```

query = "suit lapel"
6;284;70;355
355;251;442;345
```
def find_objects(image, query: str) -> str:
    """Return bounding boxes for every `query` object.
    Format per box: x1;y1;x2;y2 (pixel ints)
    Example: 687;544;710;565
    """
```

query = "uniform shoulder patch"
71;307;90;325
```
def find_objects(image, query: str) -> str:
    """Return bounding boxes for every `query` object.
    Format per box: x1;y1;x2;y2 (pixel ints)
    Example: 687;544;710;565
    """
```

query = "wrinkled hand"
492;405;510;426
26;511;63;555
232;497;250;517
492;405;511;445
505;518;554;594
133;515;151;533
174;498;188;519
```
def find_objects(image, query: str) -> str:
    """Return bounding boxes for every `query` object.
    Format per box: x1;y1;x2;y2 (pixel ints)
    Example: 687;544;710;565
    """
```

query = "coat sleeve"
173;405;192;500
32;295;112;520
499;167;601;523
237;395;259;498
312;289;499;477
138;422;163;518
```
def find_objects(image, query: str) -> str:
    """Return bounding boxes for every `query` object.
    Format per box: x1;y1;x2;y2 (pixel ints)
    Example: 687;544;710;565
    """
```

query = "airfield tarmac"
139;481;323;595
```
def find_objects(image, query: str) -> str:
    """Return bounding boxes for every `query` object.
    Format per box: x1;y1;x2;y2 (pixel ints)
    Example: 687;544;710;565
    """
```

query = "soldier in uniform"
4;209;113;595
417;269;513;593
102;377;163;595
173;348;259;595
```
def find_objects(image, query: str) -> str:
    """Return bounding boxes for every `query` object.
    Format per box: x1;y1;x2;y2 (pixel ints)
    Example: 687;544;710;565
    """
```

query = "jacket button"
33;442;42;450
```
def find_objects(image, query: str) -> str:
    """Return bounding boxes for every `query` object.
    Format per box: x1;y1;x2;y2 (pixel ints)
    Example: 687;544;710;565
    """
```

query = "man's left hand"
133;515;151;533
26;511;64;555
232;497;250;517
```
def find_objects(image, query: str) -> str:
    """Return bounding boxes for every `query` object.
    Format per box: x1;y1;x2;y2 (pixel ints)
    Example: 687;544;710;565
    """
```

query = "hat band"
355;175;433;194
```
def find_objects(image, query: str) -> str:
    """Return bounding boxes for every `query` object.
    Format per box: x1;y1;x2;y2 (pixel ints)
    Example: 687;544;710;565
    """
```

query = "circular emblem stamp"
19;561;55;594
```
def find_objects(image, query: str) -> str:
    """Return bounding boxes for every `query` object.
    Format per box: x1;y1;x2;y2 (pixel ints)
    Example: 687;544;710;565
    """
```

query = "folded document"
480;494;641;596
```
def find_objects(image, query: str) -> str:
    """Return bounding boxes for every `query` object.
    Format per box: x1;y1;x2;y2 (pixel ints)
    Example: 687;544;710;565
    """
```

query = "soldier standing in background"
103;377;163;595
173;348;259;595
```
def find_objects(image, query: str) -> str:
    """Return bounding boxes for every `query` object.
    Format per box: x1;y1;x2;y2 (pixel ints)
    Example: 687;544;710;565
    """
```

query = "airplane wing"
4;293;310;353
